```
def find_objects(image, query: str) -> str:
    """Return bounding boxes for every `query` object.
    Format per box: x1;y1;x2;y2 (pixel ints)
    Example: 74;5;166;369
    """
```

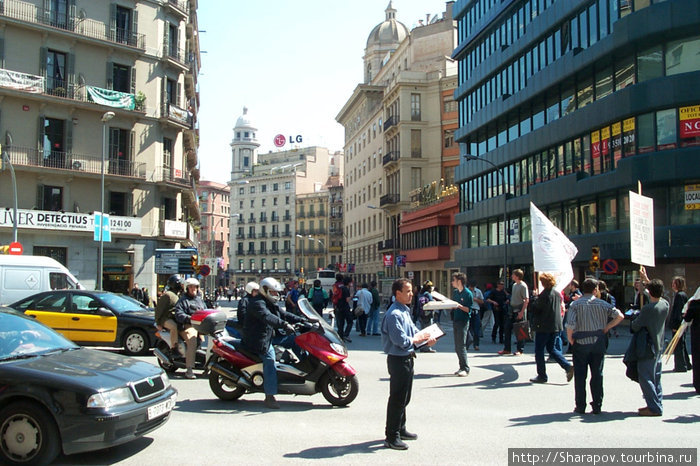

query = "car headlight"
330;342;347;356
87;387;134;408
160;372;171;389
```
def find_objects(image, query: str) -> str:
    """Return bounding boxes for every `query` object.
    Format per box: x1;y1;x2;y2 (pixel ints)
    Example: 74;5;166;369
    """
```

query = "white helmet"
184;277;200;288
259;277;283;302
245;281;259;294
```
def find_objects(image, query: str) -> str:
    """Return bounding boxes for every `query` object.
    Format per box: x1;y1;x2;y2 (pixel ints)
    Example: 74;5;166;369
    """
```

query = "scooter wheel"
156;341;178;373
320;371;359;406
209;364;246;401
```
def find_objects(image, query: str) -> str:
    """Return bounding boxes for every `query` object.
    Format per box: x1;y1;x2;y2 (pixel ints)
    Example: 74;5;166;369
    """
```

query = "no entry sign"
8;242;23;255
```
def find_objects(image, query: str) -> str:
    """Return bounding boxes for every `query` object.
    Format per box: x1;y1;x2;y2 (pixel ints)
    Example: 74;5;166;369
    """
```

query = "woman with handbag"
529;273;574;384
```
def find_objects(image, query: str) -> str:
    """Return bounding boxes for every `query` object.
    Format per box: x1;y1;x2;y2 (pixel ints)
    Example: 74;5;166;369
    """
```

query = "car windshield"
94;293;149;312
0;311;78;360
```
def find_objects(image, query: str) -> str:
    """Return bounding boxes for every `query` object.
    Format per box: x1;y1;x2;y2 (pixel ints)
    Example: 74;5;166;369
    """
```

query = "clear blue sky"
196;0;451;183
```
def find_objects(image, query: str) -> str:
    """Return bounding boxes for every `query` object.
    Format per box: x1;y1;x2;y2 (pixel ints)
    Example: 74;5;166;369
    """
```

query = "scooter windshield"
296;297;344;344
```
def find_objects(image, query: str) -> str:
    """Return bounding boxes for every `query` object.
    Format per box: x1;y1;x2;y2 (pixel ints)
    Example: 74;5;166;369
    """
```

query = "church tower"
230;107;259;180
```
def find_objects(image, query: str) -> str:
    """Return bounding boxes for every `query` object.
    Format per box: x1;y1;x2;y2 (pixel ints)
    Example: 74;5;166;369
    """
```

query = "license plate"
147;396;175;421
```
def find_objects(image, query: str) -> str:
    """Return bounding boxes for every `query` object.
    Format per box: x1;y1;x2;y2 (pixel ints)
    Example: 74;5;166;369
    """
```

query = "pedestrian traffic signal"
590;246;600;271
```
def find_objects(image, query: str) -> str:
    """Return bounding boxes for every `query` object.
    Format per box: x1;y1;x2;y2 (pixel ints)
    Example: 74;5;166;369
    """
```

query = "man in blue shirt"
381;278;435;450
451;272;473;376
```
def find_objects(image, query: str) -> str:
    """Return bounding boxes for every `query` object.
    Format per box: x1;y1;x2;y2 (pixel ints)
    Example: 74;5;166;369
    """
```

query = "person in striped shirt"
566;278;624;415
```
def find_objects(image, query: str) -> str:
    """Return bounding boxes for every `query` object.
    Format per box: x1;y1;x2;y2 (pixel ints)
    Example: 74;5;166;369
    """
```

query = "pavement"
54;305;700;465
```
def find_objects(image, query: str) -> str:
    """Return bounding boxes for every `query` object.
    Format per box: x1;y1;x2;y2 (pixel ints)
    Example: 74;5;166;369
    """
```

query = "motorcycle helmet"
259;277;283;302
184;277;200;288
166;274;184;292
245;281;259;294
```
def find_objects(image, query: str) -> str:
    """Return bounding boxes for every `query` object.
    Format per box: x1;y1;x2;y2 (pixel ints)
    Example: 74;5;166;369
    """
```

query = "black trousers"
672;330;692;371
385;354;414;440
572;339;606;410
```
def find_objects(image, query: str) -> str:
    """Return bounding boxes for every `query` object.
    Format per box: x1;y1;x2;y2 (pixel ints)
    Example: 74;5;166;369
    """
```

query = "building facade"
0;0;201;298
198;180;230;290
337;2;457;290
296;191;329;277
452;0;700;300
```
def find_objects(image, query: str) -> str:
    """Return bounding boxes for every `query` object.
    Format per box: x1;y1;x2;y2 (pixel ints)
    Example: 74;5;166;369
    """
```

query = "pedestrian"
355;283;373;337
566;278;624;414
381;278;436;450
487;281;508;344
598;280;619;338
500;269;528;356
669;276;691;372
682;287;700;394
131;283;144;302
334;276;353;342
227;286;233;302
451;272;473;376
529;272;574;384
632;269;669;417
416;281;436;353
141;287;151;307
467;280;483;351
285;280;301;315
481;283;495;340
307;279;329;319
367;281;381;336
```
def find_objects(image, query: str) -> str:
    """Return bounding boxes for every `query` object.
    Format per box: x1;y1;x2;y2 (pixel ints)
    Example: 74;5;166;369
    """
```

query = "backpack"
310;287;326;309
331;282;342;306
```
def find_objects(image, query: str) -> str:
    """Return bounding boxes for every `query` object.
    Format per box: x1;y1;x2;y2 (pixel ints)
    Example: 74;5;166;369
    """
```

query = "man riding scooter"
155;274;184;357
241;277;310;409
174;277;206;379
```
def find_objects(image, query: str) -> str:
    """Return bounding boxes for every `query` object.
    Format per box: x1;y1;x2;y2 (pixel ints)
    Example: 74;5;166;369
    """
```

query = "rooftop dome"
234;106;256;130
366;1;408;48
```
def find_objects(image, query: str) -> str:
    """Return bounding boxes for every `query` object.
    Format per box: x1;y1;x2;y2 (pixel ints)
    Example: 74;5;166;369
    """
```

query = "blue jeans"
366;308;380;334
637;356;663;414
469;309;481;347
534;332;571;381
262;344;277;395
453;319;470;371
271;333;302;359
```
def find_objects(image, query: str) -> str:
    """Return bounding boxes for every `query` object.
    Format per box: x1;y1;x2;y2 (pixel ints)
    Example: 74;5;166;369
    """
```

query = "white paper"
423;290;460;310
530;202;578;292
629;191;655;267
415;323;445;348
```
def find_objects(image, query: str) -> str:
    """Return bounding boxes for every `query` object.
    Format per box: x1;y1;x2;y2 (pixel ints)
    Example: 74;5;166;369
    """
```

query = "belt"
388;352;416;359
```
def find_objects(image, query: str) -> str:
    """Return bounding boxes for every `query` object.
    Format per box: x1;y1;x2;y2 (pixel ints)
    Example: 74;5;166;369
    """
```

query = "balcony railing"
166;0;189;16
282;248;291;254
163;44;188;67
3;145;145;178
377;239;399;251
297;212;306;218
163;103;191;126
380;193;400;206
154;167;189;186
383;151;400;166
0;68;141;111
329;246;342;253
0;0;145;49
270;231;279;237
248;233;256;239
282;232;291;237
383;115;398;131
283;215;291;221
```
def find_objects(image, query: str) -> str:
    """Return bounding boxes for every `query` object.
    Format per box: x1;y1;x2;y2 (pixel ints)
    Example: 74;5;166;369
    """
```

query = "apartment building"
198;180;230;289
0;0;201;296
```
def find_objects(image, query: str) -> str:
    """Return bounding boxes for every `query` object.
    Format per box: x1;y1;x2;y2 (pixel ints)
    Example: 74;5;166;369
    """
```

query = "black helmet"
166;274;184;292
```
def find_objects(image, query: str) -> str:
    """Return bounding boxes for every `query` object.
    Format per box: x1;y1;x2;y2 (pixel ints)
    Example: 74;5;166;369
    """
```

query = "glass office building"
451;0;700;301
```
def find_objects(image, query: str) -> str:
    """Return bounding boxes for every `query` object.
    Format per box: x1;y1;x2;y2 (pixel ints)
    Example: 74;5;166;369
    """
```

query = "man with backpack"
333;275;353;342
307;279;329;319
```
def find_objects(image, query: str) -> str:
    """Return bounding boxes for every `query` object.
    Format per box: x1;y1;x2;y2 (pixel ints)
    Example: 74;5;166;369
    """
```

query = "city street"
54;303;700;465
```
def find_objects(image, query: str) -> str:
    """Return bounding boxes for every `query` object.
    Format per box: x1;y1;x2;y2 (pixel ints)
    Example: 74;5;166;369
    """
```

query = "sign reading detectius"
0;208;141;235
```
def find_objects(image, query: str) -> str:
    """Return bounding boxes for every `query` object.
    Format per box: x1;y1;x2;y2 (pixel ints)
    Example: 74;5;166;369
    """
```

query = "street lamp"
462;154;508;284
310;237;325;271
368;204;397;279
295;234;305;278
97;111;115;290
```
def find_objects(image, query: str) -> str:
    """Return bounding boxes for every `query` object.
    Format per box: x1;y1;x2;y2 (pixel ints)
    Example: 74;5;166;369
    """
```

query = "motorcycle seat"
236;345;262;363
221;335;241;347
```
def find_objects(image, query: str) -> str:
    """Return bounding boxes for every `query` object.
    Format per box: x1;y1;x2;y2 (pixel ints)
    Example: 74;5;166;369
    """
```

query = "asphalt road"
53;305;700;465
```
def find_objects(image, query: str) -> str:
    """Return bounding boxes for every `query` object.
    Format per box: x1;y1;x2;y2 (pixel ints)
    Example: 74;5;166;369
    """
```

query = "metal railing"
163;44;188;67
383;151;400;166
3;145;145;178
0;0;145;49
166;0;189;15
153;167;189;185
383;115;398;131
380;193;400;206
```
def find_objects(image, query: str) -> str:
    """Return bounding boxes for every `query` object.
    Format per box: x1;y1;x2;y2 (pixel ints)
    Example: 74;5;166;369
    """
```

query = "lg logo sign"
273;134;303;148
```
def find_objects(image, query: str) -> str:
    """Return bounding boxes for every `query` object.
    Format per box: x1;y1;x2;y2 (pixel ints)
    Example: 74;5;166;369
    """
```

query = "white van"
307;269;337;294
0;255;84;305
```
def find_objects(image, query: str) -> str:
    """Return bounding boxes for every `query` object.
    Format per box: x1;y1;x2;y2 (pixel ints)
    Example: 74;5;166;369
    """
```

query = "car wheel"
122;328;149;356
0;401;60;466
319;371;359;406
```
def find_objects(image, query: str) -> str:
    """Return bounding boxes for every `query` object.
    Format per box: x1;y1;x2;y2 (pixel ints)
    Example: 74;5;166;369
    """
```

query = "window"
239;188;244;195
666;36;700;76
109;191;131;216
46;49;66;92
595;66;613;100
113;64;131;93
41;117;65;168
411;168;421;190
411;130;421;158
115;6;133;44
108;128;132;176
37;185;63;211
615;56;635;91
411;93;421;121
163;137;173;169
285;182;291;190
250;186;256;194
637;45;663;82
273;183;279;191
656;108;677;150
261;184;267;193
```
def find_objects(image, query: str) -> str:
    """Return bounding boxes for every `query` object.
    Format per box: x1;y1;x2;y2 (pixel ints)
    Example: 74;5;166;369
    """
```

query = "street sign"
93;213;111;242
8;241;22;255
154;248;198;274
601;259;618;274
199;264;211;277
383;254;392;267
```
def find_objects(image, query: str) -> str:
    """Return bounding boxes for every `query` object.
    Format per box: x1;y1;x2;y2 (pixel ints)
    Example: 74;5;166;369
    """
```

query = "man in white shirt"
355;283;373;337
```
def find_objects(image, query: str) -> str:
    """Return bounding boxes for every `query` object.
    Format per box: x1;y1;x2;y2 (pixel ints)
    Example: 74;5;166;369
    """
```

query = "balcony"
154;167;189;186
247;233;256;239
297;212;306;218
237;218;245;224
380;194;400;206
0;68;142;112
377;239;399;251
236;234;245;239
162;103;192;127
270;249;279;254
383;115;398;131
248;218;256;223
282;232;291;237
237;250;245;256
3;145;146;179
165;0;189;17
163;44;188;69
282;248;292;254
257;249;268;255
270;231;279;237
247;250;256;256
0;0;145;49
329;246;342;253
259;232;267;238
383;151;400;166
283;215;291;221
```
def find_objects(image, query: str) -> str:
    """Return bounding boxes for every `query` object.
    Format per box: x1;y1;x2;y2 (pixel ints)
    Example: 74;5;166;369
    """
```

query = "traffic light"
589;246;600;271
0;245;9;254
190;254;200;274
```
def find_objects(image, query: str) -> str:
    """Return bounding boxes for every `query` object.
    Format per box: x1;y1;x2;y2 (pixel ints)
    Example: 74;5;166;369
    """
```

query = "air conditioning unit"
71;159;90;171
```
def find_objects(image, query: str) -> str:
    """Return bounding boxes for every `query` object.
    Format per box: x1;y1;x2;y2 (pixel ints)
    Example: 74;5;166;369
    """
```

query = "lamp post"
462;154;508;284
97;111;115;290
310;237;325;271
295;234;305;279
368;204;397;279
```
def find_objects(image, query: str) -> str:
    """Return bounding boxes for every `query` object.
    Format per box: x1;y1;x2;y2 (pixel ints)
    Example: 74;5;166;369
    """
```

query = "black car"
0;308;177;465
10;290;158;356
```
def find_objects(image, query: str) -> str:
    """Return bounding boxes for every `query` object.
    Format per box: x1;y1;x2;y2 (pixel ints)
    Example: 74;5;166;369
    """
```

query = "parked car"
9;290;158;356
0;308;177;465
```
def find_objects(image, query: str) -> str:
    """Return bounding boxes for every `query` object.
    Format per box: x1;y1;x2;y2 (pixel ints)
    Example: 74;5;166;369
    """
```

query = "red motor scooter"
204;297;359;406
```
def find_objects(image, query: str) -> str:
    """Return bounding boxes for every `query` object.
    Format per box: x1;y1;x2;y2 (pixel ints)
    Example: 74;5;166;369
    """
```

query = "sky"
195;0;452;184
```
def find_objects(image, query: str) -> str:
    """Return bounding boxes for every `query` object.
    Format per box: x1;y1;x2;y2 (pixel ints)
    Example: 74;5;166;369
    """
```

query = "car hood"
7;348;163;391
118;309;155;320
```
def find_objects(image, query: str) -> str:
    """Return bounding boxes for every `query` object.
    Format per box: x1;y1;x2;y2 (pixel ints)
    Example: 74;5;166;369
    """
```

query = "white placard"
629;191;655;267
530;202;578;292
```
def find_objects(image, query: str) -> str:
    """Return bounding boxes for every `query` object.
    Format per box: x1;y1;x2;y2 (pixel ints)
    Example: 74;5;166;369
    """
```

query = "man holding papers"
381;278;437;450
